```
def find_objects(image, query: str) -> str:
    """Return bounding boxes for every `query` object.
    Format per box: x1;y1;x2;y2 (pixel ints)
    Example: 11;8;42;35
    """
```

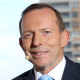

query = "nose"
32;32;42;47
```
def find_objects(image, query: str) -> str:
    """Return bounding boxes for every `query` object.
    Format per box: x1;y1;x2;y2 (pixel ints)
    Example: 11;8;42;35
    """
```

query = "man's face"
20;8;67;71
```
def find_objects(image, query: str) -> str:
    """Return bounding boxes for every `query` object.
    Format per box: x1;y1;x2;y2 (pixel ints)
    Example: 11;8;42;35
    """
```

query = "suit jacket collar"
22;68;35;80
62;56;80;80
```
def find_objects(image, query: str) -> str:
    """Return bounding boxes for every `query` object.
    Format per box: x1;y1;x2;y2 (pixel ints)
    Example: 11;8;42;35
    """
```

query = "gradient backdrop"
0;0;39;80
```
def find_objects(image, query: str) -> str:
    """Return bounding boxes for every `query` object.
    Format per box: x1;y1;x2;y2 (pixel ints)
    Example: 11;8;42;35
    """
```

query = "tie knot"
38;75;54;80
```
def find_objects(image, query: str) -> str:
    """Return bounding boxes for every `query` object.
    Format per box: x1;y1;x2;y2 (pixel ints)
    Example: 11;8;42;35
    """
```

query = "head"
19;3;69;73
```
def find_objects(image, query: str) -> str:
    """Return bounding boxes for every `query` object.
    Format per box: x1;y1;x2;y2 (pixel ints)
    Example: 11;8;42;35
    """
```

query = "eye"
45;31;50;33
44;31;51;35
23;33;33;39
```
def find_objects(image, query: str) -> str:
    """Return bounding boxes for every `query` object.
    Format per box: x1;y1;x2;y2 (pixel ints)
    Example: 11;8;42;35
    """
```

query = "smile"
30;51;48;56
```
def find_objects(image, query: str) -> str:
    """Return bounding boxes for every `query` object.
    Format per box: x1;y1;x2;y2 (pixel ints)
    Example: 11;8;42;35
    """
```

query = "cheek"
46;35;60;47
45;35;62;56
23;39;32;50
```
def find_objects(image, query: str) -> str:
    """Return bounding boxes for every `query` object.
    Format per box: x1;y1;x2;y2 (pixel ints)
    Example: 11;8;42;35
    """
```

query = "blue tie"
38;75;54;80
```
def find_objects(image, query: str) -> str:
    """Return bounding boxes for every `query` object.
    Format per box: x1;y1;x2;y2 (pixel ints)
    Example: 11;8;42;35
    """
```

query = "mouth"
30;51;48;56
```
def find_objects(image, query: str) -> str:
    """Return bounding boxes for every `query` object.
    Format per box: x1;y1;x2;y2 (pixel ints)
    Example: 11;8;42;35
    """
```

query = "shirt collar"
48;56;66;80
34;56;66;80
34;69;42;80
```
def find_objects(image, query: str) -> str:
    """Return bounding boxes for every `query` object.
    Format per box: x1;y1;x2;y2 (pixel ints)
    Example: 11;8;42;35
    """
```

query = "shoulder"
12;68;34;80
65;56;80;79
65;56;80;69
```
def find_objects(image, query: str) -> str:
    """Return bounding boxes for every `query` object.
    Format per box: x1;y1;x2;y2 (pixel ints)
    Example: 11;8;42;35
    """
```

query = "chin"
35;65;46;71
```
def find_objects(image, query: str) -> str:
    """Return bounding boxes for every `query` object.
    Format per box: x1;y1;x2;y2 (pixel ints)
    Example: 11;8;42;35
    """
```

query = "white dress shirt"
34;56;66;80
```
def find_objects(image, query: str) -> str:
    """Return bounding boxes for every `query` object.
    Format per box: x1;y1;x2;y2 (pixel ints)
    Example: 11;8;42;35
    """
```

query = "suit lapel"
24;68;35;80
62;56;77;80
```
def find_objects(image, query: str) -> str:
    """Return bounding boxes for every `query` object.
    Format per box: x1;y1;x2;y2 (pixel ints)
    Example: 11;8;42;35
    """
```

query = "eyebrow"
22;27;51;33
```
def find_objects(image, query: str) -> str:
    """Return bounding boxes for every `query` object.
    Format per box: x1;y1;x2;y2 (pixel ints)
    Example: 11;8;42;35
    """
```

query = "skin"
19;8;69;74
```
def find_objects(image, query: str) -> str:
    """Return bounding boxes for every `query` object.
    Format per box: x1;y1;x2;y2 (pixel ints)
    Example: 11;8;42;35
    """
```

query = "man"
13;3;80;80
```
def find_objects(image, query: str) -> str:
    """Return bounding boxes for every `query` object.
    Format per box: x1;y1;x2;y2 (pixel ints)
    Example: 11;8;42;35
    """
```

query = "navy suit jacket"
12;56;80;80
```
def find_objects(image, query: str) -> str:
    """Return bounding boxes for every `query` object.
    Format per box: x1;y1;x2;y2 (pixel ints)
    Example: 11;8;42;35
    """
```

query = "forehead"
23;7;57;20
22;8;58;25
21;8;59;32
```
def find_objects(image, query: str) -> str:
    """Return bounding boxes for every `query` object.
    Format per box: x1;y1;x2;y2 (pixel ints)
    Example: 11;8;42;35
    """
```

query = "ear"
61;30;69;48
19;37;25;51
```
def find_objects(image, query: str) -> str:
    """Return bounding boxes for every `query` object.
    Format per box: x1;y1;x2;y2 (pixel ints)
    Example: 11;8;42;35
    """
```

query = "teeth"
35;52;46;55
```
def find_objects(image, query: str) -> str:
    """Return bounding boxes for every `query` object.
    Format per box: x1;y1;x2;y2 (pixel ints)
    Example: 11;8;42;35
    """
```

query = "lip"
30;51;48;57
